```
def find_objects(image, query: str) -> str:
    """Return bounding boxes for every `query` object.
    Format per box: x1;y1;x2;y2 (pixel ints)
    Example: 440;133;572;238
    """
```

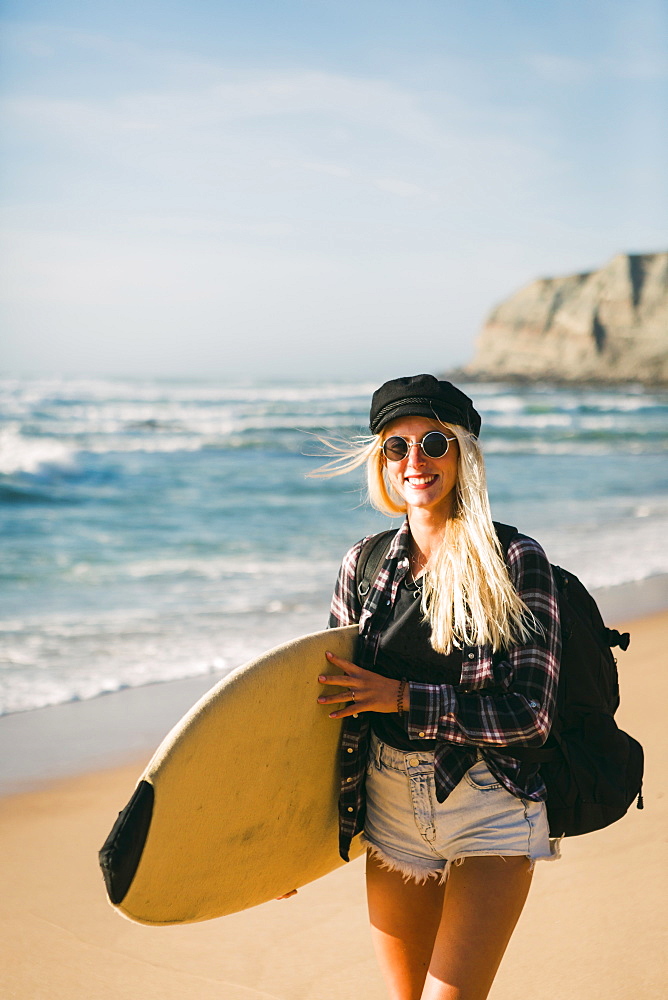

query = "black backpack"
354;523;644;838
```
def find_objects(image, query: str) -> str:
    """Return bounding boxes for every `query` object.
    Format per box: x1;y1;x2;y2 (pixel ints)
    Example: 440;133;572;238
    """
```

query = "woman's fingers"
316;652;402;718
319;650;378;685
317;690;356;709
317;651;362;703
323;650;362;673
317;666;358;706
317;657;361;715
318;674;358;687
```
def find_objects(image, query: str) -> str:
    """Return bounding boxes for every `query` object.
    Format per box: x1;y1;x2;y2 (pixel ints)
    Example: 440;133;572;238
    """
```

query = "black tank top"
369;575;462;751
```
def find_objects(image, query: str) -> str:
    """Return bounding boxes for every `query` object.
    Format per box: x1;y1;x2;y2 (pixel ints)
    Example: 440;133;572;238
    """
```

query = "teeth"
405;476;436;485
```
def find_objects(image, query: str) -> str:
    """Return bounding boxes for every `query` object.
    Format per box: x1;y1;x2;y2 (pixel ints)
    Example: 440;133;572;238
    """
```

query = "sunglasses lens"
383;436;409;461
421;432;449;458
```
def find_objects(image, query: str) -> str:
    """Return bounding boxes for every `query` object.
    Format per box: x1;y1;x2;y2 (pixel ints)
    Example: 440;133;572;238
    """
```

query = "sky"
1;0;667;381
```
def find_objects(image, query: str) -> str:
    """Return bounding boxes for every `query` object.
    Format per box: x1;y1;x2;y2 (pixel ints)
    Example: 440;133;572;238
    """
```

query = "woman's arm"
406;535;561;748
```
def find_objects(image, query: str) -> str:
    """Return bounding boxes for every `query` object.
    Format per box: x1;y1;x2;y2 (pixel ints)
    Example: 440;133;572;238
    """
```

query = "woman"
315;374;561;1000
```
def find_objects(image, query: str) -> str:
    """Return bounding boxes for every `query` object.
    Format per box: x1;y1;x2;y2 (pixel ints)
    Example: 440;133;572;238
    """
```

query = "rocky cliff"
466;252;668;385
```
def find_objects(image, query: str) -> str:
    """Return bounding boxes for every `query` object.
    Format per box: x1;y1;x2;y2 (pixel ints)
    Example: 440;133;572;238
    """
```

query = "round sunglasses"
381;431;457;462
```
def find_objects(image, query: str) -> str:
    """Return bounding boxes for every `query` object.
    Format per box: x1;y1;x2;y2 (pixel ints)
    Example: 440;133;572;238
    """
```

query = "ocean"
1;376;667;717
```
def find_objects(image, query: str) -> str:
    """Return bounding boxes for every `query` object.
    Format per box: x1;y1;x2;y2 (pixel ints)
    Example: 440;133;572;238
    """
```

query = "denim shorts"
363;732;559;883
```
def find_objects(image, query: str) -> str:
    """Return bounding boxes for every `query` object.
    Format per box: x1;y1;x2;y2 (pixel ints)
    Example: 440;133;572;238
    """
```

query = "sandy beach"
1;608;666;1000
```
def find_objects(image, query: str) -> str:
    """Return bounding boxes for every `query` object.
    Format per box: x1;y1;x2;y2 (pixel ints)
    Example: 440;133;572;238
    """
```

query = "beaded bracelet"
397;678;407;716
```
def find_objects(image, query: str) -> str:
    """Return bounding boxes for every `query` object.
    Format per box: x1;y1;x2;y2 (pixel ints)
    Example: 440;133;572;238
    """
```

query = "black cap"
369;374;481;437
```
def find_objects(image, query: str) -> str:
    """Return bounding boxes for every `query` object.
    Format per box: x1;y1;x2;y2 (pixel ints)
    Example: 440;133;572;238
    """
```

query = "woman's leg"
366;851;446;1000
422;855;533;1000
366;853;533;1000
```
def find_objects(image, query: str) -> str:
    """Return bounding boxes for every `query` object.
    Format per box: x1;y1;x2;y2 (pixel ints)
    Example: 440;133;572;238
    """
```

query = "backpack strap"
355;529;398;601
490;521;561;774
492;521;519;556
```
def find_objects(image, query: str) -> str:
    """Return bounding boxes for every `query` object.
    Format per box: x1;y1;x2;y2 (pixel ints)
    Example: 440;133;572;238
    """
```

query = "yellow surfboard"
99;625;364;925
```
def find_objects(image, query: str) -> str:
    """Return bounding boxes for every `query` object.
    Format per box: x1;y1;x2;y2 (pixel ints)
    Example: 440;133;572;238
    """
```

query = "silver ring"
350;690;356;703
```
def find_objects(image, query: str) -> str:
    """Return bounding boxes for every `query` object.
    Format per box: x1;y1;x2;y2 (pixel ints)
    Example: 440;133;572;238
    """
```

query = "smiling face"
381;415;460;522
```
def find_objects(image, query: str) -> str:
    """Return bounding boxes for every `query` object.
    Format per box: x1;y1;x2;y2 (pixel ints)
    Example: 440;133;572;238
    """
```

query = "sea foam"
1;376;666;716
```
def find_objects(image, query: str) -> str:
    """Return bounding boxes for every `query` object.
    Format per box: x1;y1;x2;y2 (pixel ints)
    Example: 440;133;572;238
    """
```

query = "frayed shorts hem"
362;834;560;886
362;835;452;884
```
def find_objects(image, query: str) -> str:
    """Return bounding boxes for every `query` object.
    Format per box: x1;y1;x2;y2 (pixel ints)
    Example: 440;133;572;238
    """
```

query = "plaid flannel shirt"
329;519;561;861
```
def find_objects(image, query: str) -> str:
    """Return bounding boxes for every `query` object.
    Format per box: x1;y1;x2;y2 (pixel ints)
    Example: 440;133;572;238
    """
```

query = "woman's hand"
317;651;409;719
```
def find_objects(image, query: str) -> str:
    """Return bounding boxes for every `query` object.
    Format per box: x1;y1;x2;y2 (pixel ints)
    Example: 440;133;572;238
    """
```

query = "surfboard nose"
99;780;154;906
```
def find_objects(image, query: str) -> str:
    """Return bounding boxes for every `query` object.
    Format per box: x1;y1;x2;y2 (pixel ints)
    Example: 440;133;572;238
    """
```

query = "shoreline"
1;572;667;798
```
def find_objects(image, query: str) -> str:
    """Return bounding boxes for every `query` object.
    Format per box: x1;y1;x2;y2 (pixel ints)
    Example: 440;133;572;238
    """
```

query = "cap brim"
373;403;471;435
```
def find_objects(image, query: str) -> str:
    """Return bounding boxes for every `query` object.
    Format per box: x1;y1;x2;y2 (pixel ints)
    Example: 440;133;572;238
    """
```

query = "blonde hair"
310;422;537;653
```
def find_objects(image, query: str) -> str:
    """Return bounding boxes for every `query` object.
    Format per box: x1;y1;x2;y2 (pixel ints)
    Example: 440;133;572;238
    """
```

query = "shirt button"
418;732;426;738
347;747;354;753
408;756;419;767
529;700;539;709
347;806;354;812
468;652;475;660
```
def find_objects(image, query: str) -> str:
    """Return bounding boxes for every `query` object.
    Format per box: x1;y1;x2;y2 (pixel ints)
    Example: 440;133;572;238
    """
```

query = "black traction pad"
99;779;154;905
